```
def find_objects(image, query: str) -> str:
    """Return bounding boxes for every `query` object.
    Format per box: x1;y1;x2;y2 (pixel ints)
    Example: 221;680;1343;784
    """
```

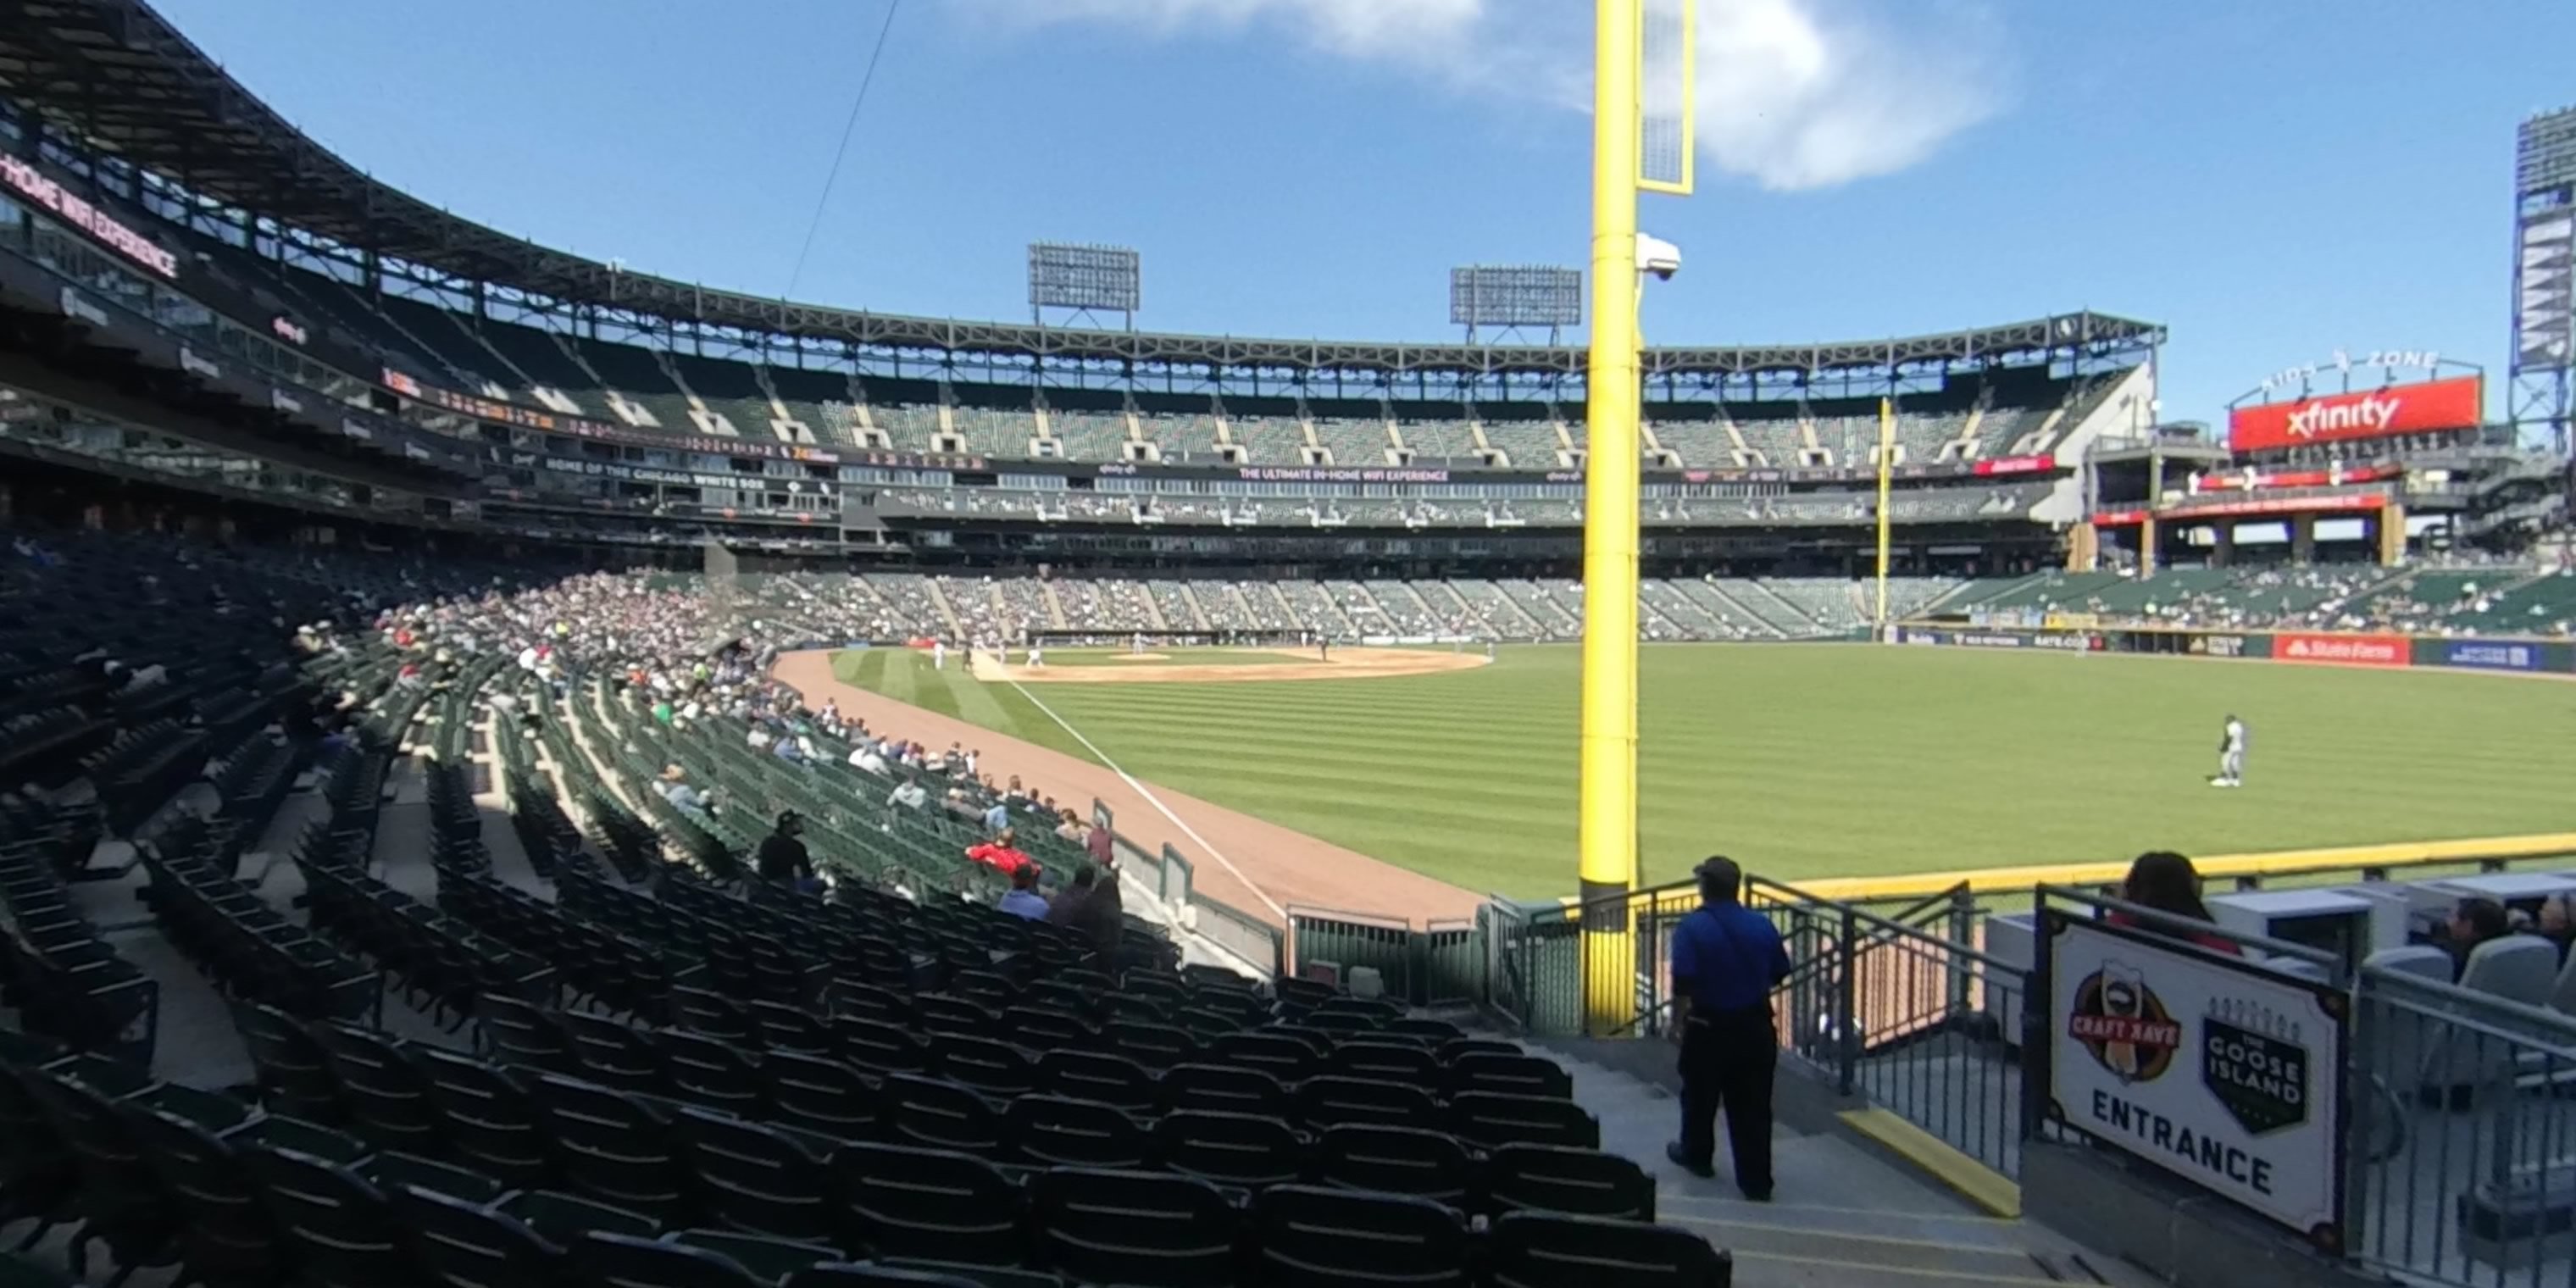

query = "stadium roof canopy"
0;1;2166;380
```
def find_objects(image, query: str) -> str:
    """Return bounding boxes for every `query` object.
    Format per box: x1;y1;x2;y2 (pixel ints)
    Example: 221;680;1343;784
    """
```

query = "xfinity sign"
2284;393;2401;440
2228;375;2483;453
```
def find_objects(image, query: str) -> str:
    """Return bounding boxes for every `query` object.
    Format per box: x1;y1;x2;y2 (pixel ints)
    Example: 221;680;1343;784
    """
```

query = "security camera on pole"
1577;0;1695;1037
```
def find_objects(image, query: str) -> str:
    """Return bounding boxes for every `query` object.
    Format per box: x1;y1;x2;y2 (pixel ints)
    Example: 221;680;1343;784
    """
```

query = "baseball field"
828;643;2576;900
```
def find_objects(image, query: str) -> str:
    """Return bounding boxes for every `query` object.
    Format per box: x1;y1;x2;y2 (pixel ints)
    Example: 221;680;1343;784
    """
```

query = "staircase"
1528;1035;2148;1287
1174;584;1215;630
1689;580;1785;639
921;579;967;640
1040;582;1069;630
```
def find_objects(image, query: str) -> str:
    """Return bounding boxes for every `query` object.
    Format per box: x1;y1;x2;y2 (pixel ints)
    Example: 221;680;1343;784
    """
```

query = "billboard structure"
2514;108;2576;451
2226;372;2484;454
1028;242;1141;330
1449;265;1582;345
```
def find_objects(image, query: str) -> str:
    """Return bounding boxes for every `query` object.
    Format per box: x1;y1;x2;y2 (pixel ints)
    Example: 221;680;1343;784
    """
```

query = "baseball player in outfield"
2210;713;2246;788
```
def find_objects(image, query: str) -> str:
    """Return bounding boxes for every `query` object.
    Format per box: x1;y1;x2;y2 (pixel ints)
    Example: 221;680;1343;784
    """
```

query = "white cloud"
970;0;2005;191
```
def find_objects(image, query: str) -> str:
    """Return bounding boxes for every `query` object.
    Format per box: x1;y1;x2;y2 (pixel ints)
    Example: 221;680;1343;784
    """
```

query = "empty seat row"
1;1027;1725;1288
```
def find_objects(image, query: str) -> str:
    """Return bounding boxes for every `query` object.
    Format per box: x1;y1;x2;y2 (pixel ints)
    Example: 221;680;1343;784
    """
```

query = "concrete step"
1672;1202;2118;1285
1528;1037;2157;1287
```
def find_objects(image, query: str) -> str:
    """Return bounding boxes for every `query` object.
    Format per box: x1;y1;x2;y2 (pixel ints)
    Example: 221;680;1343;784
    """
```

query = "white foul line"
1004;677;1289;924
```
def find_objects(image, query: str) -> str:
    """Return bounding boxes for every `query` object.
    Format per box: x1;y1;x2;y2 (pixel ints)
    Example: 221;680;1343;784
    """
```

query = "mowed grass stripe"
831;644;2576;897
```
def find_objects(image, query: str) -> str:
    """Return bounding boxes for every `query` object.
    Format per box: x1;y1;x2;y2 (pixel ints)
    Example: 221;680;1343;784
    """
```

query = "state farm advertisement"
2273;633;2409;669
2228;375;2483;452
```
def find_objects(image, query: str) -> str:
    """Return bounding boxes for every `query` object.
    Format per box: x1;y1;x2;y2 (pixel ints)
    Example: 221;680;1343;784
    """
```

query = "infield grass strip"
831;643;2576;898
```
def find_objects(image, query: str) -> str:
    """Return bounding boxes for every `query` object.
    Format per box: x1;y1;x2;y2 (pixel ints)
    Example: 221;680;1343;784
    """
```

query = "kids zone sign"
2227;375;2484;452
2047;916;2348;1247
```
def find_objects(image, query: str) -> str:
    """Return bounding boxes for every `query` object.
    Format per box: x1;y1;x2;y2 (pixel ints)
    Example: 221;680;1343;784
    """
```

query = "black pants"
1677;1002;1777;1196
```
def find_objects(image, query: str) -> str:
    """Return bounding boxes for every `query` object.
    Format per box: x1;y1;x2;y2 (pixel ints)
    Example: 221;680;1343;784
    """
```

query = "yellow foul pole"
1578;0;1645;1035
1874;397;1895;630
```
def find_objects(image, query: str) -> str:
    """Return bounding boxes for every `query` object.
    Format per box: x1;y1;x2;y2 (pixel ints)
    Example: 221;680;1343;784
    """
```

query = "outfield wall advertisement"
1898;624;2576;675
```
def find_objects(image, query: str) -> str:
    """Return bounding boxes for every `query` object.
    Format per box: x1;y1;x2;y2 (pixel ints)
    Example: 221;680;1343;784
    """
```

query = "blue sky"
149;0;2575;425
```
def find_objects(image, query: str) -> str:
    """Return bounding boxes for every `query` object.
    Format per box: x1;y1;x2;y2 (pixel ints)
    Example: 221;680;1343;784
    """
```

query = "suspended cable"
783;0;902;301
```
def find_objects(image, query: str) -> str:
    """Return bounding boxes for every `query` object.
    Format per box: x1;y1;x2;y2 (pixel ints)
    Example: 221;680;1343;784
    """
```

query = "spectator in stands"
755;810;816;892
1054;808;1083;844
886;773;929;812
2539;894;2576;963
997;865;1050;919
2109;852;2239;955
1085;817;1114;869
967;827;1035;879
984;797;1012;835
1046;863;1097;928
850;737;888;775
653;764;711;817
2446;897;2513;980
1666;855;1790;1200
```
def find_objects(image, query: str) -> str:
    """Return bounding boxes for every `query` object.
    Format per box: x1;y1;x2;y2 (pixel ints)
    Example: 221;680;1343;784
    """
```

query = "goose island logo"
2068;960;2183;1083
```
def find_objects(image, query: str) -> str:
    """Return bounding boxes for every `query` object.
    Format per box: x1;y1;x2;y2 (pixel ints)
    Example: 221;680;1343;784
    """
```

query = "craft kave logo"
2202;998;2309;1135
2068;961;2182;1083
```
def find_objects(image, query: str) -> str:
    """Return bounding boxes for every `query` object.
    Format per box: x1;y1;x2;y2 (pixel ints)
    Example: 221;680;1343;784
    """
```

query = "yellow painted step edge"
1838;1106;2022;1219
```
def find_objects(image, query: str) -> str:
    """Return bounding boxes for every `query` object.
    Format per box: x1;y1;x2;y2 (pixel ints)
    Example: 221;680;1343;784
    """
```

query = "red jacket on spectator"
967;841;1035;878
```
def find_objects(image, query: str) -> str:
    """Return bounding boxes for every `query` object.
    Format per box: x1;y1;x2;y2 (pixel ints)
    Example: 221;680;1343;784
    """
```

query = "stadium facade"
0;4;2559;589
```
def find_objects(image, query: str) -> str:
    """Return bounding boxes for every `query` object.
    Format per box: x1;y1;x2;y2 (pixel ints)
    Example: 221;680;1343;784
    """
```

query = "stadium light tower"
1579;0;1693;1036
2513;108;2576;455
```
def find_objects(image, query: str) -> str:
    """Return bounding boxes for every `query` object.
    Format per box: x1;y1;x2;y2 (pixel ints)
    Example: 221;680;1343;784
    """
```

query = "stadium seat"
836;1016;933;1076
530;1074;692;1224
655;1028;769;1115
568;1231;770;1288
312;1022;443;1156
665;1230;852;1281
1161;1063;1290;1119
1313;1124;1475;1208
393;1184;573;1288
760;1049;883;1141
230;1000;347;1123
1448;1091;1601;1150
1329;1038;1442;1090
1027;1167;1241;1288
1212;1030;1322;1083
1444;1052;1576;1101
1250;1184;1471;1287
239;1142;425;1288
1295;1074;1440;1129
1153;1110;1308;1190
928;1034;1039;1098
1006;1093;1153;1169
410;1044;556;1189
827;1142;1031;1266
1035;1048;1159;1112
879;1074;1005;1156
1485;1212;1733;1288
560;1013;675;1097
1483;1143;1657;1220
674;1107;839;1243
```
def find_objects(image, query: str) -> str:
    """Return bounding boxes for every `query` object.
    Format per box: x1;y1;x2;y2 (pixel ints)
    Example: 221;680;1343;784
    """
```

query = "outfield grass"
828;643;2576;899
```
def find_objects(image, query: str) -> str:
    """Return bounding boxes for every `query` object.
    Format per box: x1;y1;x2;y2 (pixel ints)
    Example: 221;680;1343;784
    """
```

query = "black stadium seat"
673;1107;838;1244
1153;1110;1307;1190
1485;1143;1657;1220
827;1142;1031;1267
1485;1212;1734;1288
1027;1168;1241;1288
568;1230;769;1288
1314;1124;1475;1208
1251;1184;1472;1288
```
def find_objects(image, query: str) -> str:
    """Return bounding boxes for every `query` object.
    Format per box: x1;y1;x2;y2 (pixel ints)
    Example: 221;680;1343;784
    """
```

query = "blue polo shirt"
1670;902;1792;1012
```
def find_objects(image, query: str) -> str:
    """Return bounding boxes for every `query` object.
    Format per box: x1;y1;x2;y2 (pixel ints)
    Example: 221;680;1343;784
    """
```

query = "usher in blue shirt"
1670;902;1793;1012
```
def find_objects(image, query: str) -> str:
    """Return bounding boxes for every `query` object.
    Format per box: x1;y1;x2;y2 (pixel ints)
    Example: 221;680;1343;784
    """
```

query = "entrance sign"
2045;915;2349;1249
